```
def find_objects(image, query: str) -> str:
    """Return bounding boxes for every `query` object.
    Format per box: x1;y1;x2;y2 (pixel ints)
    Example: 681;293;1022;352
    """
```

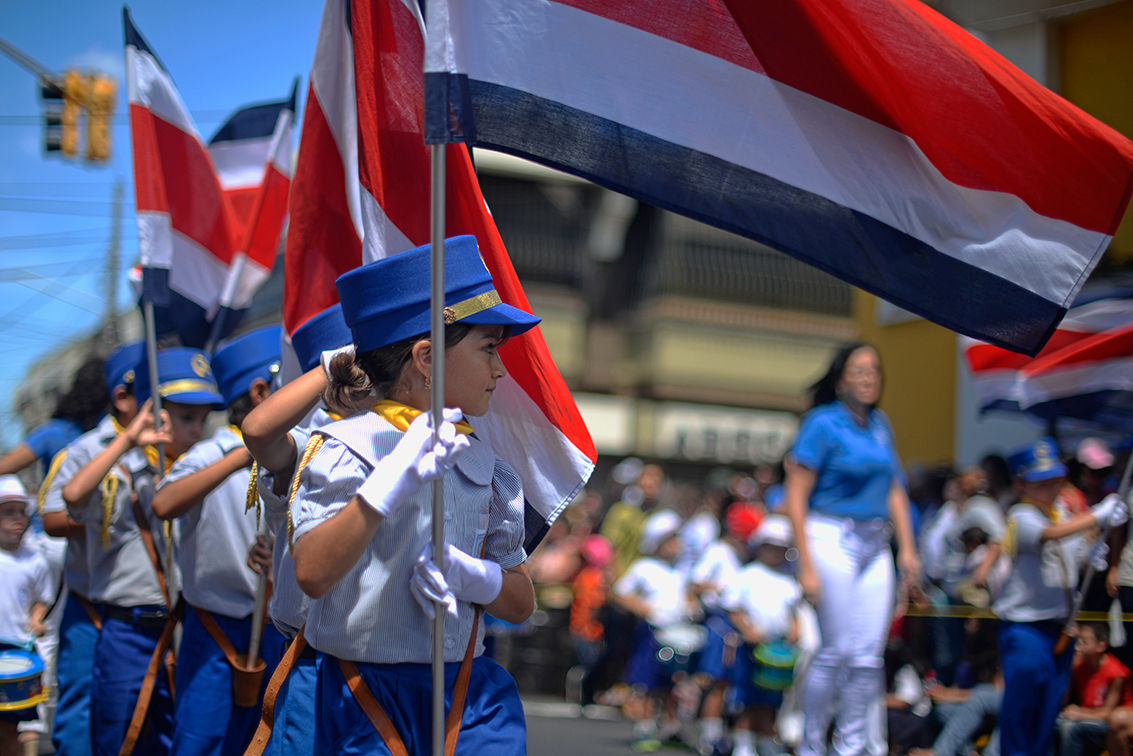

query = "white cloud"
70;46;124;80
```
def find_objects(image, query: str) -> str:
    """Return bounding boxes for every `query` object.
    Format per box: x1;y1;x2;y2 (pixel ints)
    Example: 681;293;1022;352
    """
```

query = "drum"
0;648;47;712
751;639;798;691
655;623;707;674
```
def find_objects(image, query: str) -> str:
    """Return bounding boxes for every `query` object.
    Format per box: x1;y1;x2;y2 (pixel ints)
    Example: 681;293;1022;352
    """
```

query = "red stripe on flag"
722;0;1133;234
283;86;363;332
1025;324;1133;375
130;104;236;264
243;164;291;269
965;330;1087;372
225;187;260;245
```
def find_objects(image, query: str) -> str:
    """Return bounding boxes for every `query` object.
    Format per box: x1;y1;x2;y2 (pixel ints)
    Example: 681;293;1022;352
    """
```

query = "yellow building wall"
1060;0;1133;260
854;292;956;468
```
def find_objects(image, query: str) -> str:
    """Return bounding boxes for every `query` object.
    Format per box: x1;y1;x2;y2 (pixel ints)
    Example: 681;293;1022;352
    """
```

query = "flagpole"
141;300;166;473
429;143;446;756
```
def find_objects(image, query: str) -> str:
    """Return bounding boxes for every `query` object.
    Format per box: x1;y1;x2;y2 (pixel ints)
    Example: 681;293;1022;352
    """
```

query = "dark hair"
53;357;109;431
1082;622;1110;646
227;393;255;429
808;341;879;409
324;322;476;412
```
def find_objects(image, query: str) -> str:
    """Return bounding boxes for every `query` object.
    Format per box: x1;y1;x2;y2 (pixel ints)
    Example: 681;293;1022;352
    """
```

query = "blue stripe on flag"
208;100;289;145
139;267;211;348
439;76;1067;355
122;8;168;72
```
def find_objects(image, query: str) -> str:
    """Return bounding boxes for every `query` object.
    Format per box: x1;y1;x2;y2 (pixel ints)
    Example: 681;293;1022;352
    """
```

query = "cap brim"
1021;465;1067;482
461;303;541;337
162;390;224;408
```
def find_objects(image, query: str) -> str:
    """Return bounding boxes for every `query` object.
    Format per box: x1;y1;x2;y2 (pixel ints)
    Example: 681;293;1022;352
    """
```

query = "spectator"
570;534;615;705
1058;622;1132;756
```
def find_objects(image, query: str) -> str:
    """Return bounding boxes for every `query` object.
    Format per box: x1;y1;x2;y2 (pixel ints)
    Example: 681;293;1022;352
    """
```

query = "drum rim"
0;649;45;678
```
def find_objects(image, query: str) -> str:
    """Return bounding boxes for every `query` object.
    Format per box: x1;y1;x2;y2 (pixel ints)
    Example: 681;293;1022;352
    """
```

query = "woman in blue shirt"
784;342;920;756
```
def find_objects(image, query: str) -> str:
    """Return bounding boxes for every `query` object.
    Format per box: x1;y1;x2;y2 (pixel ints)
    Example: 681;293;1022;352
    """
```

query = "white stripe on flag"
125;46;196;135
441;0;1103;307
1022;357;1133;408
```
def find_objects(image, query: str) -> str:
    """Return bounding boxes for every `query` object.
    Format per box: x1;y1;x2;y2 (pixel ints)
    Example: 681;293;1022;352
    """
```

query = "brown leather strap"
339;659;410;756
118;600;183;756
74;592;103;632
126;471;171;611
243;627;307;756
193;606;245;671
444;606;482;756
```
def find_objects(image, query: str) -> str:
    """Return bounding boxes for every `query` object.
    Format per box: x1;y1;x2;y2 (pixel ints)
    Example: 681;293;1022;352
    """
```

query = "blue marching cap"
291;304;351;373
104;341;145;398
134;348;224;407
1008;437;1068;482
212;325;283;406
336;235;541;353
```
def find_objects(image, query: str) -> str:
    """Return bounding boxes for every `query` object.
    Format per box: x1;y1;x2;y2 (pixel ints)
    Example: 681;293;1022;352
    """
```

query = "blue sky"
0;1;323;445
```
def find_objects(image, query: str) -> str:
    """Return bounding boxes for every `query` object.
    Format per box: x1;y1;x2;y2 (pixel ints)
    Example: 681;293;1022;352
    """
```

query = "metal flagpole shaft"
430;143;447;756
142;300;166;473
246;517;270;667
1056;447;1133;653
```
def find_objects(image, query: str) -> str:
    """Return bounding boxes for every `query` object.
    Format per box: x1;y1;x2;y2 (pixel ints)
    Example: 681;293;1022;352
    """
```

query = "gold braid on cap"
246;461;261;527
443;290;503;324
38;450;67;515
287;435;325;553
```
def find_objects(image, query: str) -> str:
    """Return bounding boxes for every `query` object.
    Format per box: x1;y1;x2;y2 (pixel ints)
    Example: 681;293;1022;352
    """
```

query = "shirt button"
444;512;452;522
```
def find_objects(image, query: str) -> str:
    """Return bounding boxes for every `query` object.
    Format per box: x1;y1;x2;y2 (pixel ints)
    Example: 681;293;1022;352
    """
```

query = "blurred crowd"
519;439;1133;756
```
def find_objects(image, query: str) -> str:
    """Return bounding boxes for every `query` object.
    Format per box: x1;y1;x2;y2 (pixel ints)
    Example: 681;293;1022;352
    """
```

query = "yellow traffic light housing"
86;73;115;162
61;68;84;157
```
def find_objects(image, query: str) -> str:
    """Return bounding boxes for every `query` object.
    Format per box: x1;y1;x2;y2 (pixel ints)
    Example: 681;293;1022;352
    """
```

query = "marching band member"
151;327;286;755
40;342;144;756
289;236;539;754
63;348;221;756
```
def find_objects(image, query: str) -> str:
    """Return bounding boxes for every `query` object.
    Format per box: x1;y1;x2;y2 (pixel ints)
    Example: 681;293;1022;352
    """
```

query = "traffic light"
61;68;84;157
39;78;65;153
86;73;114;162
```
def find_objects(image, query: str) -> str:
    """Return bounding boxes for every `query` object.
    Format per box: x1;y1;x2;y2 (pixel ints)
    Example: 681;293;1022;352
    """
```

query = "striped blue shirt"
291;412;526;663
161;426;259;618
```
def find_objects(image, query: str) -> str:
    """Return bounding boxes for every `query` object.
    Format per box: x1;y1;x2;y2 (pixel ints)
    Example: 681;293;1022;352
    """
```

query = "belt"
100;603;170;629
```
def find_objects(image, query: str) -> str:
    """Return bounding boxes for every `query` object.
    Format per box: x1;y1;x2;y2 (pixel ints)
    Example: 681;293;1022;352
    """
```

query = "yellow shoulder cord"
38;449;68;515
99;473;119;547
246;461;261;528
287;435;325;554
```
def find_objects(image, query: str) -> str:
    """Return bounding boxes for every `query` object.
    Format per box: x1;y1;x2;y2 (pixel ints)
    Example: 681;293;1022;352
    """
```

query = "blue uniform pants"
998;621;1073;756
271;654;317;756
315;653;526;755
52;596;98;756
90;609;174;756
172;609;285;756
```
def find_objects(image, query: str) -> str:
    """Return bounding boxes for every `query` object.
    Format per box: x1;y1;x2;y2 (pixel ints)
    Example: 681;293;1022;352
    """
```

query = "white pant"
798;516;895;756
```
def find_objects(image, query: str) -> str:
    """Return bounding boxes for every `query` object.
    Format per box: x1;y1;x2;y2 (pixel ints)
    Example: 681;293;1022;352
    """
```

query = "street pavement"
524;697;698;755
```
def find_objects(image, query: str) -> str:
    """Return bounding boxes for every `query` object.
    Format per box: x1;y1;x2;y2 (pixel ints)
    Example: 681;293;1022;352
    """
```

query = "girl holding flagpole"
289;236;539;755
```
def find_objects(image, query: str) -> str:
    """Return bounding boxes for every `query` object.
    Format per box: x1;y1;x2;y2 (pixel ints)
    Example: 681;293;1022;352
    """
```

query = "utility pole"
100;180;123;352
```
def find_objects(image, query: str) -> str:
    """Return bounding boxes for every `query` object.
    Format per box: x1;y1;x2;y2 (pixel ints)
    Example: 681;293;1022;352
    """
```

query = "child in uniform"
40;341;144;756
613;508;699;751
993;438;1129;756
691;502;763;756
151;327;287;755
722;514;802;756
289;236;540;754
0;476;51;756
240;303;355;756
62;348;223;756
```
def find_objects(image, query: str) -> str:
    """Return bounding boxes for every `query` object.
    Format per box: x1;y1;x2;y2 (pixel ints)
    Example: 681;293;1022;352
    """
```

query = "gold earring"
425;375;431;391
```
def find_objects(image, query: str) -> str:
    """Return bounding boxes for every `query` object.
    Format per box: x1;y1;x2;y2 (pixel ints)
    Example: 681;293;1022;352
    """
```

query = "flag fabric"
207;83;299;345
963;285;1133;415
423;0;1133;356
284;0;596;550
1018;323;1133;432
125;8;294;347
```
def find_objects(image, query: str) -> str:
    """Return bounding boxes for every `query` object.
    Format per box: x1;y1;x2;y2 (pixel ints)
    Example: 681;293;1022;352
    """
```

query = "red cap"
725;502;764;542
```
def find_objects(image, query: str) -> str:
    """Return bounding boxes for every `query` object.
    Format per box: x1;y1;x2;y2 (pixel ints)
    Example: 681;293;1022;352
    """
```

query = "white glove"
410;543;503;619
356;409;470;518
1091;493;1130;529
320;344;355;380
411;546;459;620
1089;540;1110;572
